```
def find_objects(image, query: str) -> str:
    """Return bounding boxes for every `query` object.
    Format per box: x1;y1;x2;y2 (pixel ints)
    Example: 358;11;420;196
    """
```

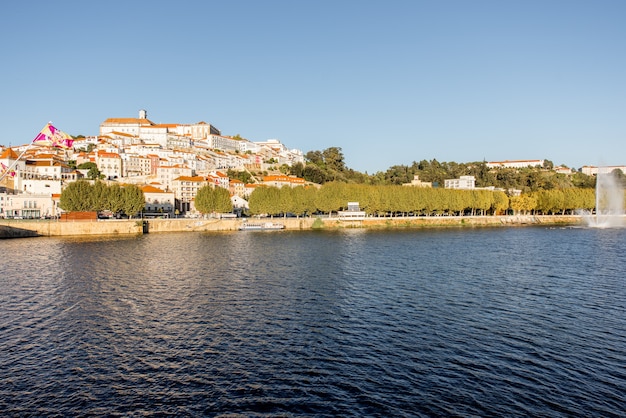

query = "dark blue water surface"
1;227;625;416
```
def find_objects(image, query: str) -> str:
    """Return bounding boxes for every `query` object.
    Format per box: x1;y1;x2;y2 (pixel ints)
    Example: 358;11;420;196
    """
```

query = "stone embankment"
0;215;583;238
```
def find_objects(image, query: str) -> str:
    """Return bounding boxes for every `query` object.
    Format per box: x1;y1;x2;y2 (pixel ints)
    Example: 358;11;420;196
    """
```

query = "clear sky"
1;0;624;173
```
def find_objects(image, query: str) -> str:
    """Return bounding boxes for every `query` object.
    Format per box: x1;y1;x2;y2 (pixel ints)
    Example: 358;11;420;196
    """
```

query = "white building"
95;151;123;179
581;165;626;176
100;110;221;149
141;184;175;216
487;160;545;169
156;164;193;191
444;175;476;190
21;179;62;195
402;175;432;188
0;192;59;219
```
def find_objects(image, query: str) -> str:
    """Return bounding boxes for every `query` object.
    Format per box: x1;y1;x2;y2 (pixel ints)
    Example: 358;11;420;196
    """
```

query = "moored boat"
239;221;285;231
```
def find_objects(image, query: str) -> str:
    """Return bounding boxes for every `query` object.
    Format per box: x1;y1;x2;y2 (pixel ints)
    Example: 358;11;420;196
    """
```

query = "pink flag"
32;123;74;148
1;162;16;177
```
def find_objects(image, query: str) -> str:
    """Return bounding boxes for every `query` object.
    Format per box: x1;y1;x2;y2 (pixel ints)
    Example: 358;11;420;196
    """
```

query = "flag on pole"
32;123;74;148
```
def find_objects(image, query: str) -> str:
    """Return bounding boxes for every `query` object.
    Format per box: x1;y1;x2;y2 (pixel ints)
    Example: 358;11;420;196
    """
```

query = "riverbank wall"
0;215;584;238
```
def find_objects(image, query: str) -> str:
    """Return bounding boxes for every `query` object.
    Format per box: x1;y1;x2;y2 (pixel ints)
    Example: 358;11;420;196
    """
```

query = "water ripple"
1;228;625;416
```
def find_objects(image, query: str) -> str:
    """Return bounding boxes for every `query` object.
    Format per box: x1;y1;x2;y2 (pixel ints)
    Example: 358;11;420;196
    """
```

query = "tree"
302;164;326;184
289;162;305;178
106;183;125;215
195;185;233;214
59;180;93;211
77;162;103;180
121;185;145;218
491;191;509;215
315;182;348;215
305;150;324;166
322;147;346;172
226;168;253;184
91;181;109;212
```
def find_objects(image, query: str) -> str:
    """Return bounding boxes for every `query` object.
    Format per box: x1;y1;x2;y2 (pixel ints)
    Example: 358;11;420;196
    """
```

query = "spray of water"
586;169;625;228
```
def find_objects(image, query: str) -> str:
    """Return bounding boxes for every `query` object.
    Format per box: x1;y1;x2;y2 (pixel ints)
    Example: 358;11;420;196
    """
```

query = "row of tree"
247;183;601;217
59;181;145;218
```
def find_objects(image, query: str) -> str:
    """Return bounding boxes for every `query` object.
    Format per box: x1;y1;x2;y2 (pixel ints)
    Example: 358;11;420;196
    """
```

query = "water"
589;169;625;228
1;228;625;416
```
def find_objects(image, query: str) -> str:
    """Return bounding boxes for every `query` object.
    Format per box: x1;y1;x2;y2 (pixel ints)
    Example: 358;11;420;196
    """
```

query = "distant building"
402;175;432;188
262;175;306;188
95;151;122;179
487;160;544;169
444;175;475;190
0;192;59;219
140;184;175;216
100;110;221;148
171;175;211;212
581;165;626;176
554;166;574;175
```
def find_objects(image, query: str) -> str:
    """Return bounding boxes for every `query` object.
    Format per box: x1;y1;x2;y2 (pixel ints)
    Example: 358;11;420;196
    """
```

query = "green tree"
106;183;125;215
302;163;326;184
226;168;253;184
59;180;93;211
322;147;346;172
195;186;233;214
491;191;509;215
315;182;347;216
121;185;145;218
289;162;305;178
91;181;109;212
77;162;103;180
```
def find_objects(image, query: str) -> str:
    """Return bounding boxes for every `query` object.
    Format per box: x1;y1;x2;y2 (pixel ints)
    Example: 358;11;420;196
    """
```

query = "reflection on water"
1;228;625;416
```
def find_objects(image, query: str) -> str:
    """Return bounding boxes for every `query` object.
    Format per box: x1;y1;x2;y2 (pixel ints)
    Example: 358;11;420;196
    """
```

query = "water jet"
586;168;625;228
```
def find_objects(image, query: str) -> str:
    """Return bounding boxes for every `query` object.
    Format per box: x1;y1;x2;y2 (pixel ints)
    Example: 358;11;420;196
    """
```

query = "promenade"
0;215;583;238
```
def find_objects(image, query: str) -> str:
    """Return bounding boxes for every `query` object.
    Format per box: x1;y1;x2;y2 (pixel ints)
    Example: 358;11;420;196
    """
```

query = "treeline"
59;180;145;218
285;147;601;192
248;183;599;217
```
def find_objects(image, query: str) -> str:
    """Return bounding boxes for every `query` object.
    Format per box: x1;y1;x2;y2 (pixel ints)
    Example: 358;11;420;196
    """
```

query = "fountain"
587;169;625;228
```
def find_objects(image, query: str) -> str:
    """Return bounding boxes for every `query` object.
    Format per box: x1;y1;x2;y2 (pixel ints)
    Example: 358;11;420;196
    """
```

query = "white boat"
239;221;285;231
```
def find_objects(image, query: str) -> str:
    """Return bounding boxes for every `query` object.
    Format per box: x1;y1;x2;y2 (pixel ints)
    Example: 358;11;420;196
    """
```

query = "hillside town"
0;111;311;219
1;110;625;220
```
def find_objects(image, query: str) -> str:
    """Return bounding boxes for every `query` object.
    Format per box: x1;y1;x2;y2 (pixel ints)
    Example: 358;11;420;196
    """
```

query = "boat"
239;221;285;231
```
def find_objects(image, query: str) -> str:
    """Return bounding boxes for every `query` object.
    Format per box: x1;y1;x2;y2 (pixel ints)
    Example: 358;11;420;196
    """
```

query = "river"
1;227;624;416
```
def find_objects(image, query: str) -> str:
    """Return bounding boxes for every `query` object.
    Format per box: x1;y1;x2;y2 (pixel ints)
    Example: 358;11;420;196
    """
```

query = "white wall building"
1;193;59;219
21;179;62;195
444;175;476;190
581;165;626;176
487;160;545;169
96;151;123;179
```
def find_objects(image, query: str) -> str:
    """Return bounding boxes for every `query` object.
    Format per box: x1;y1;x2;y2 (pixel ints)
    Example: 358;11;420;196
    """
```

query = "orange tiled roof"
110;131;136;137
27;160;57;167
263;175;305;183
0;148;19;159
141;185;166;193
489;159;543;164
102;118;155;126
97;152;121;159
174;176;206;182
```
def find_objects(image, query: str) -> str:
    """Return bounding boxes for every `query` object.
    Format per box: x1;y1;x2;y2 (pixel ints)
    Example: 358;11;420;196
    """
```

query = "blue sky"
1;0;624;173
